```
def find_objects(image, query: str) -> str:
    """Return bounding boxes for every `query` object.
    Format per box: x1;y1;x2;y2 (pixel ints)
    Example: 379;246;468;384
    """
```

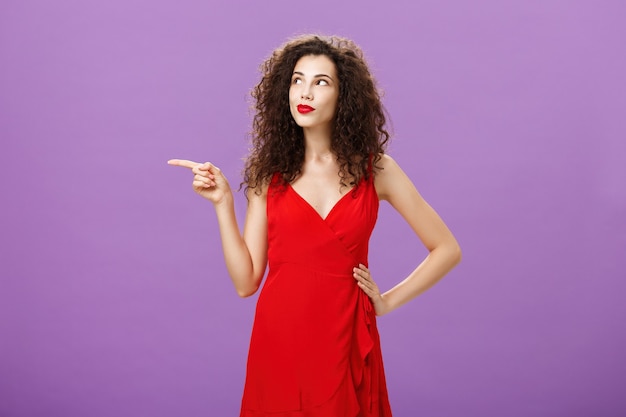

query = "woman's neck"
302;126;334;161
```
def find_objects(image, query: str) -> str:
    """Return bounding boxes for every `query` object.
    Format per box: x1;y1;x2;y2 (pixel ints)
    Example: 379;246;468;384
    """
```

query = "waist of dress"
268;259;360;277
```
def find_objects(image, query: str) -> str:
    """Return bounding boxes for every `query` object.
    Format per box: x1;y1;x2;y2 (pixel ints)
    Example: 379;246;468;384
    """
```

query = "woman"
169;35;461;417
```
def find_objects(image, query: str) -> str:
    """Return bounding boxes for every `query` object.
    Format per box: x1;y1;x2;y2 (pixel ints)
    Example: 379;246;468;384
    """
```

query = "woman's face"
289;54;339;132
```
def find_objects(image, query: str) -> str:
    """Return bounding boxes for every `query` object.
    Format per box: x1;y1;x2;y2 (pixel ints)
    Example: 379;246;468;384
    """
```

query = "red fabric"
240;174;393;417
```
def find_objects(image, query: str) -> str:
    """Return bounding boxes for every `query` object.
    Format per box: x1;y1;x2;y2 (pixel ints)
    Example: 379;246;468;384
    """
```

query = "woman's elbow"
236;286;258;298
234;280;261;298
449;241;462;266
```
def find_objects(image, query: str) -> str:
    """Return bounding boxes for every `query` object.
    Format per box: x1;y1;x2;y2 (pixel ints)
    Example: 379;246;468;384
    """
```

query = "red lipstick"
297;104;315;114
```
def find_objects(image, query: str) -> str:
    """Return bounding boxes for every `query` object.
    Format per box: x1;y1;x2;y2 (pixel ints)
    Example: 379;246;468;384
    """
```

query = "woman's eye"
292;78;302;84
317;79;329;86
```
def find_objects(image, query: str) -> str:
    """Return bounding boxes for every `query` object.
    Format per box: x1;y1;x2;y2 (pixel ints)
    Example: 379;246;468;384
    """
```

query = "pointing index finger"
167;159;199;169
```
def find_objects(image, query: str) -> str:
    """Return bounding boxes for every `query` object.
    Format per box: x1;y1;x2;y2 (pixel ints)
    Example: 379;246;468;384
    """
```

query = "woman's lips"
297;104;315;114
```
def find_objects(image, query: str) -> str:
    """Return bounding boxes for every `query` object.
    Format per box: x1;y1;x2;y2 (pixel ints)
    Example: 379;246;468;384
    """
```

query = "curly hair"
242;34;390;194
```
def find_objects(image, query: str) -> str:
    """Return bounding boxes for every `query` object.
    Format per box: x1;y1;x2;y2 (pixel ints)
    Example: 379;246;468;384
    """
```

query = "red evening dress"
240;173;393;417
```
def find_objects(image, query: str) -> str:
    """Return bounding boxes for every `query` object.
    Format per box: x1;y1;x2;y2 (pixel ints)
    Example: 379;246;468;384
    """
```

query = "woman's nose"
301;88;312;100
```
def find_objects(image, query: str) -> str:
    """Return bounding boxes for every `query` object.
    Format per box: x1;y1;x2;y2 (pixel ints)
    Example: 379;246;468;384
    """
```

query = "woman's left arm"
367;154;462;316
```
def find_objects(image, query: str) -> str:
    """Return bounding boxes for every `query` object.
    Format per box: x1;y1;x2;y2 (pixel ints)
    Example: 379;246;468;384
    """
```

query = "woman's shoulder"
373;153;415;201
373;153;399;175
246;179;272;200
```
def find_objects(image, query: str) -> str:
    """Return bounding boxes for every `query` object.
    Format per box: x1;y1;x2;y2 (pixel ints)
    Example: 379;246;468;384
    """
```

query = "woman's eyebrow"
292;71;334;80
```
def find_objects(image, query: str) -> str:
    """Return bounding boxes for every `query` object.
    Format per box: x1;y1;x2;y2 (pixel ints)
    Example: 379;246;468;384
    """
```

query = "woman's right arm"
213;185;268;297
168;159;268;297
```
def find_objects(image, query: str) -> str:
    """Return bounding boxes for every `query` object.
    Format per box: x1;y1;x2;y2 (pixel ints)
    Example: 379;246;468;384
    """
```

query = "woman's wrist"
373;294;392;316
212;189;234;208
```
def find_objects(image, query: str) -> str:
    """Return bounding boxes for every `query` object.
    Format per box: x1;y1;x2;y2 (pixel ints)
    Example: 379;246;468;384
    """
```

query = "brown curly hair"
242;34;390;194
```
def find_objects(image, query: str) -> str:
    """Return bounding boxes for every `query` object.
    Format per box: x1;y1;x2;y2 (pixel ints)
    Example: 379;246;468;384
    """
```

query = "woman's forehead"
293;55;337;77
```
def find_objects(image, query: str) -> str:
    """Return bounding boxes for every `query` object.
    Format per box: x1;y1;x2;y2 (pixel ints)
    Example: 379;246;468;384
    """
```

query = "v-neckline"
287;182;356;222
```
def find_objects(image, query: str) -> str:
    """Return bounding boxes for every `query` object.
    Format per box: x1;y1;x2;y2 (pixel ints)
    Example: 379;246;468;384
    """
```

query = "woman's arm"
368;154;462;315
213;187;268;297
168;159;268;297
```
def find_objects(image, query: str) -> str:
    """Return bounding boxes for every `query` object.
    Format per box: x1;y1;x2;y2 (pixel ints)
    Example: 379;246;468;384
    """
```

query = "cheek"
329;95;339;112
288;88;299;104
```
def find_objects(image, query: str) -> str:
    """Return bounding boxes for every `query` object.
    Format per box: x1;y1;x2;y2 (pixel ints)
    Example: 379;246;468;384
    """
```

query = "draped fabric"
240;174;392;417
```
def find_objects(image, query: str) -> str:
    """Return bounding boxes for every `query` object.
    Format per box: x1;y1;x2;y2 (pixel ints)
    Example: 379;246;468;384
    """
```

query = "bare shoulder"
245;181;270;201
243;182;269;235
244;184;269;225
373;153;401;173
374;153;419;202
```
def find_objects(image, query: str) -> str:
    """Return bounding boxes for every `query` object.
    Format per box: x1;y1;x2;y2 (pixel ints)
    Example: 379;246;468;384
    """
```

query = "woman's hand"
353;264;390;316
167;159;232;205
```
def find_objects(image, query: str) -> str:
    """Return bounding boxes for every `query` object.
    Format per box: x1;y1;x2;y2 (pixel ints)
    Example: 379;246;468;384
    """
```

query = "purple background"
1;0;625;416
